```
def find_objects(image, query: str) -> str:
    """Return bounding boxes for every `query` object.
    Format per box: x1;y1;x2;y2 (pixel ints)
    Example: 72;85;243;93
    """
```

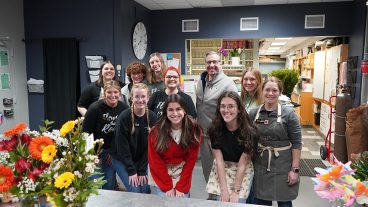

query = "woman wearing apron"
148;94;202;197
206;91;257;203
240;68;263;113
249;77;302;207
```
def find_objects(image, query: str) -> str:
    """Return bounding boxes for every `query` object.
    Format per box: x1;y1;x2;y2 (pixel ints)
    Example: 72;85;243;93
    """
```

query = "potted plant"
269;68;299;97
230;48;242;65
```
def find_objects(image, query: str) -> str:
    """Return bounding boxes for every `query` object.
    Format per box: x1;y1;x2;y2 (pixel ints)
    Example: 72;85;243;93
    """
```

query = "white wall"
0;0;29;132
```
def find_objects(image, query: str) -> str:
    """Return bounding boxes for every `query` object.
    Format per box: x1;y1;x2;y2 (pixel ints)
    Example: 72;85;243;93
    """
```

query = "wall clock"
132;22;147;60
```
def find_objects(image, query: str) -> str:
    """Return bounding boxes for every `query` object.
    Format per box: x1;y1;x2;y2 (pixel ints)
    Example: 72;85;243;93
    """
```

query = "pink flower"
27;167;43;181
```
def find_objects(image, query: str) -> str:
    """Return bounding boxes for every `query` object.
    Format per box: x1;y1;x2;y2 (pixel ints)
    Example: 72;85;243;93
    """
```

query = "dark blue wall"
150;2;355;72
347;0;366;106
24;0;151;129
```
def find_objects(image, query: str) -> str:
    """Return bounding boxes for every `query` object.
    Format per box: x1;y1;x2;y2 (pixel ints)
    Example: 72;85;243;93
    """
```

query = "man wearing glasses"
195;51;238;200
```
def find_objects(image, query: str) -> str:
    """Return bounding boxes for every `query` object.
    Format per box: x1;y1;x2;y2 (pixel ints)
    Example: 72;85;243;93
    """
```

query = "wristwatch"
291;167;300;173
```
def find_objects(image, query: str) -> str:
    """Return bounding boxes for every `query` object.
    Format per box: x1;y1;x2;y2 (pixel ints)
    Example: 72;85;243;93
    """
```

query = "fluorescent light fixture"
268;47;280;50
271;42;286;46
275;37;292;40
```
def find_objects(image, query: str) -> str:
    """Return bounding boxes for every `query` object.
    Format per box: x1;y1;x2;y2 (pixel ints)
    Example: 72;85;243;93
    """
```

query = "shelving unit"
186;38;259;76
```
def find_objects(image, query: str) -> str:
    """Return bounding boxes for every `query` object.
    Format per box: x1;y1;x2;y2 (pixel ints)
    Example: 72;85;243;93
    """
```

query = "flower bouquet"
0;119;105;206
40;119;105;207
312;159;368;206
0;122;54;205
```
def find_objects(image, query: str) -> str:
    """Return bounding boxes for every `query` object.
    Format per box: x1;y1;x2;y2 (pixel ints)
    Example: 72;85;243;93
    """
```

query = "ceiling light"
275;37;293;40
271;42;286;46
268;47;280;50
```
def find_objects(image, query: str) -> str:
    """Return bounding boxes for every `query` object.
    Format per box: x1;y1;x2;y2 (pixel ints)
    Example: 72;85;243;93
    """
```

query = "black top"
78;82;102;109
82;100;129;149
210;128;245;162
147;90;197;119
110;108;157;176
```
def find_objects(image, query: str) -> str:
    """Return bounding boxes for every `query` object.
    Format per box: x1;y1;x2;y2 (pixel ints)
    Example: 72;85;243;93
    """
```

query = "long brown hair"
240;67;263;106
147;52;166;84
129;83;151;135
208;91;256;158
154;94;201;153
96;61;117;86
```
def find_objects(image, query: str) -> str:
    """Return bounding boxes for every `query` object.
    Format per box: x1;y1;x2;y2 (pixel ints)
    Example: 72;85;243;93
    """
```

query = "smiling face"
263;81;281;105
242;71;258;94
219;97;240;126
104;86;120;107
131;72;144;84
131;88;149;110
149;55;162;74
101;63;115;81
164;70;180;89
167;102;185;129
205;53;221;77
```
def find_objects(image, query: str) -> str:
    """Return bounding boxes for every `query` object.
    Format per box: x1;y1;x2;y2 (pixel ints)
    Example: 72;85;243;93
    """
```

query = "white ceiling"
134;0;353;10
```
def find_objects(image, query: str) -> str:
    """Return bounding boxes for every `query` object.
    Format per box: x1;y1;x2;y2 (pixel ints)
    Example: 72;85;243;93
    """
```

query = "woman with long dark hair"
148;94;201;197
206;91;257;203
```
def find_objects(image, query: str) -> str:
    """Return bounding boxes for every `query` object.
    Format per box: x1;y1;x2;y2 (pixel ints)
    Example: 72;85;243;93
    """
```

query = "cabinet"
186;39;259;75
292;92;314;125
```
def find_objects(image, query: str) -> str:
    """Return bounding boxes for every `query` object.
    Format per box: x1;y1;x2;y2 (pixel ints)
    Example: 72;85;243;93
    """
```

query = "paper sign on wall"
0;73;10;89
0;50;9;67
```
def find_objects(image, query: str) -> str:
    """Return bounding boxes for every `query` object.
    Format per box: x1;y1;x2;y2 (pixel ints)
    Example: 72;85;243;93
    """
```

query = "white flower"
0;152;10;165
74;171;82;178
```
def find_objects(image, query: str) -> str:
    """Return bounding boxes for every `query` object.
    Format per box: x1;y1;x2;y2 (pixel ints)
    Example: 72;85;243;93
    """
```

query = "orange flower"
29;136;54;160
3;122;27;137
0;165;14;192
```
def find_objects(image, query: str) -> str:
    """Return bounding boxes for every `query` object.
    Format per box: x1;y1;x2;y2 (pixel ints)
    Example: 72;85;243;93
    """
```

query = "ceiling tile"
159;3;193;9
189;1;223;8
287;0;321;3
222;0;255;7
255;0;287;5
153;0;184;3
143;3;164;10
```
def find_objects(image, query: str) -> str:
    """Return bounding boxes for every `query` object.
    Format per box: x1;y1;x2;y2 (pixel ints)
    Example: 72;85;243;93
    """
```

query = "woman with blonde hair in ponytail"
110;83;157;193
148;94;202;197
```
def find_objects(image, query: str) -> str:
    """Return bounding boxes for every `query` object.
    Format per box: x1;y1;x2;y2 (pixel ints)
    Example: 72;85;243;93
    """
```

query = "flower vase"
21;196;40;207
231;57;240;66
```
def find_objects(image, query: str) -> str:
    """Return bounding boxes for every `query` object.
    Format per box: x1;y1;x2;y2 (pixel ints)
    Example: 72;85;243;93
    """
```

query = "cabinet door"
324;46;341;101
313;51;325;99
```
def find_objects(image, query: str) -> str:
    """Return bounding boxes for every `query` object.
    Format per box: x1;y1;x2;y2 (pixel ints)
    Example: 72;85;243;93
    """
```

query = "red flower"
0;165;14;192
3;122;27;137
15;158;31;174
27;167;43;182
0;136;18;151
20;134;32;145
29;136;54;160
40;163;50;171
13;176;22;185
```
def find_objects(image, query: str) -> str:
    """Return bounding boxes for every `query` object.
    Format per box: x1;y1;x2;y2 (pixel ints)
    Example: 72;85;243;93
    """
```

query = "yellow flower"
54;172;75;189
59;121;75;136
41;145;57;164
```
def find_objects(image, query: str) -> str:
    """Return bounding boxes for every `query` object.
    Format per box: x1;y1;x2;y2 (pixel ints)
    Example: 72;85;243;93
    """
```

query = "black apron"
253;104;299;201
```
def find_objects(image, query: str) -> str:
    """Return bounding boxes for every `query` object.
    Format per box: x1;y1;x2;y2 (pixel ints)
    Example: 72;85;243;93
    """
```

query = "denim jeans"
151;186;190;198
111;158;150;193
253;197;293;207
90;150;116;190
216;195;246;203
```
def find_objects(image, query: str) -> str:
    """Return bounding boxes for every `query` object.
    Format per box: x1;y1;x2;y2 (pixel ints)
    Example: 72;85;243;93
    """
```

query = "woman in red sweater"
148;94;202;197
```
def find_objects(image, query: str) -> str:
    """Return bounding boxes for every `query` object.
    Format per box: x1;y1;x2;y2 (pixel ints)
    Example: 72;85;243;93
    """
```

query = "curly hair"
126;61;147;83
154;94;201;153
208;91;256;158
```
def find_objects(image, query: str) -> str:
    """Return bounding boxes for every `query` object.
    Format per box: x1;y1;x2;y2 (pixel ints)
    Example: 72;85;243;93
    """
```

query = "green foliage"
39;119;54;133
230;48;242;57
351;151;368;181
269;68;300;96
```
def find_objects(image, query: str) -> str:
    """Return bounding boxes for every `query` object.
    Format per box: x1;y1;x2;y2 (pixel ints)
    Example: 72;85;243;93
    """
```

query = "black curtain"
43;38;80;129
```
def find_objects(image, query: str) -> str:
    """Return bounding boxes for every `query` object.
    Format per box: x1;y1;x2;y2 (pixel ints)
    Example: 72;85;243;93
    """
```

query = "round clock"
132;22;147;60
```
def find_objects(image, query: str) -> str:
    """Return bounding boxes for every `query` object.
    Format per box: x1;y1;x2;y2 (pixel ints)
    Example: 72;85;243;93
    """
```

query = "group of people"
79;51;302;207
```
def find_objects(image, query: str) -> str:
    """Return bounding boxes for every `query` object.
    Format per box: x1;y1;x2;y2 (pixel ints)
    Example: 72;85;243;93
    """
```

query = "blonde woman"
110;83;157;193
146;52;166;94
240;68;263;113
83;80;129;190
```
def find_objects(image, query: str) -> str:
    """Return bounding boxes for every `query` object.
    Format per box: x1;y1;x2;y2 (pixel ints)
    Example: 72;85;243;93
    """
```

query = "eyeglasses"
206;60;220;65
220;104;237;111
165;75;179;79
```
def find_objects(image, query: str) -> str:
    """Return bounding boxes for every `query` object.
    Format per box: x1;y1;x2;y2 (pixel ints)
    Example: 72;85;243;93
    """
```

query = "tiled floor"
190;126;332;206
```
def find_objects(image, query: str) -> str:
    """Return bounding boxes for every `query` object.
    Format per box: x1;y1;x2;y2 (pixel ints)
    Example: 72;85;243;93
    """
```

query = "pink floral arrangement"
312;159;368;206
218;48;228;57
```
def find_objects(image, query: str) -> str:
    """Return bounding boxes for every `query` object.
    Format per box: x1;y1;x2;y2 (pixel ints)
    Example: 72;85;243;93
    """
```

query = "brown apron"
253;104;299;201
206;159;254;199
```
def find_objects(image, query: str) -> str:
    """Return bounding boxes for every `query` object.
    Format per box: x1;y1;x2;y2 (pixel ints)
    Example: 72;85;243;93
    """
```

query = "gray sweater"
195;71;238;135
